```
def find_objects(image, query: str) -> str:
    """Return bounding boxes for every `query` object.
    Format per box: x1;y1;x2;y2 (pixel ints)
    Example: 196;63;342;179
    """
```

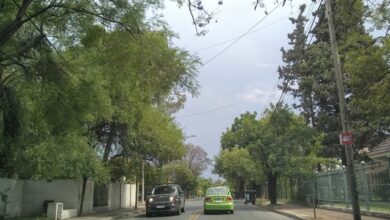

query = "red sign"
340;131;353;145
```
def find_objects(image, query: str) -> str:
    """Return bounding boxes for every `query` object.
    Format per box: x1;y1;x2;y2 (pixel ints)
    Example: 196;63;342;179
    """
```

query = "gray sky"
162;0;313;179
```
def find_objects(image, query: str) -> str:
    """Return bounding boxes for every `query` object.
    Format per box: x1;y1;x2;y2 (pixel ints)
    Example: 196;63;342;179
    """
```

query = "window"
152;185;176;195
207;187;228;196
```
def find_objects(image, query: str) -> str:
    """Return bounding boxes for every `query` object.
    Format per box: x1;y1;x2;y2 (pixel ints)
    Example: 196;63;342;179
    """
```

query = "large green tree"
221;105;324;204
278;1;390;165
213;148;260;195
0;0;201;181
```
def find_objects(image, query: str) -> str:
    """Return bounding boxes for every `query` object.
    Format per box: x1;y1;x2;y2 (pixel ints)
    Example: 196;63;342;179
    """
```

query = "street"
133;200;293;220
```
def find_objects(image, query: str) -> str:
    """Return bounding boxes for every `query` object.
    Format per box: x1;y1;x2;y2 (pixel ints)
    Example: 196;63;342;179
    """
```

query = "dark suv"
146;184;185;217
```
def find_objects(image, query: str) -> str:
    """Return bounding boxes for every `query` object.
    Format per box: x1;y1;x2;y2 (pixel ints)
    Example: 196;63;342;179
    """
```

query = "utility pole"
325;1;361;219
142;161;145;204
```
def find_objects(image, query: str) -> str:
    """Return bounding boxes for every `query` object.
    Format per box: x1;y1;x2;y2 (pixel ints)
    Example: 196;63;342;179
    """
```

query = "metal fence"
316;160;390;213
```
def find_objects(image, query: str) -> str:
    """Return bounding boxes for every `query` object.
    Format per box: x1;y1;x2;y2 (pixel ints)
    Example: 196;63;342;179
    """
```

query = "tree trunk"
0;0;34;48
103;122;115;162
239;179;245;195
79;177;87;216
309;93;316;127
290;177;294;202
267;172;277;205
284;178;288;199
298;177;301;202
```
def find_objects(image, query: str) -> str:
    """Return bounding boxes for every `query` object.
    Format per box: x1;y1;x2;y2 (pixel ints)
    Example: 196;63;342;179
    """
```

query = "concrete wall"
79;179;94;215
110;182;121;210
0;178;23;217
120;184;130;208
130;184;137;209
22;179;80;216
0;178;134;218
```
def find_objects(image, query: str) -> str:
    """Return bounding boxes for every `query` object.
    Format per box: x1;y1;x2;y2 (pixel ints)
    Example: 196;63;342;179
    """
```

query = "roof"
367;137;390;159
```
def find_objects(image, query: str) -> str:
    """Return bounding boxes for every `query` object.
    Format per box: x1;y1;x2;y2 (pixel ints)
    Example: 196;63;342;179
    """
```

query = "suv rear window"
152;185;176;195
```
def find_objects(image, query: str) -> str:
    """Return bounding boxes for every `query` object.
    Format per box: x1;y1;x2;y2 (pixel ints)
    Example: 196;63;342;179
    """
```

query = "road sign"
340;131;353;145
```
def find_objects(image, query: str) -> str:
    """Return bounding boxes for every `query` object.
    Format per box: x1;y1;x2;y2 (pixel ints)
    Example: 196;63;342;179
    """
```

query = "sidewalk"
67;205;145;220
260;203;389;220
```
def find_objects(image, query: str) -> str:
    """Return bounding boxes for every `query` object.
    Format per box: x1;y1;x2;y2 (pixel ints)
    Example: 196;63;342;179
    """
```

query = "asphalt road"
133;200;293;220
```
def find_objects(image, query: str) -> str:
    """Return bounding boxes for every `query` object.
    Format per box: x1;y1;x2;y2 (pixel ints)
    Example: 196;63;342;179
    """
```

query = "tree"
162;163;197;193
213;148;261;195
183;144;211;176
220;104;325;204
278;1;390;165
195;177;213;196
0;0;201;181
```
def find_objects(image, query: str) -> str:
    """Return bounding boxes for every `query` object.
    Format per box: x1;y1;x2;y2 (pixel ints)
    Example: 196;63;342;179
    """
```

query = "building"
367;137;390;160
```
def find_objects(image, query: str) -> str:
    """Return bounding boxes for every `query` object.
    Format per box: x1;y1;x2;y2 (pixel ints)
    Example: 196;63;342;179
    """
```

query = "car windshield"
152;186;176;195
207;188;228;196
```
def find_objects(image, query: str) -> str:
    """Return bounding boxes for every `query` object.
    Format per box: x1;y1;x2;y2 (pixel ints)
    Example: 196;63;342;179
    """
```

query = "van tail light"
204;197;212;203
226;196;233;202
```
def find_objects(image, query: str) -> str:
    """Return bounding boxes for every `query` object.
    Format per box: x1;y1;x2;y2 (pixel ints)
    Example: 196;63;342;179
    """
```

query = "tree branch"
0;0;34;48
64;6;138;39
187;0;200;35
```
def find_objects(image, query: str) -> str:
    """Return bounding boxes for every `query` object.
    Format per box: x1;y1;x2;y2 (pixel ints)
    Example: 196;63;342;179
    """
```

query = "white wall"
0;178;131;218
0;178;23;217
130;184;136;209
110;182;121;210
22;179;80;216
79;179;94;215
120;184;130;208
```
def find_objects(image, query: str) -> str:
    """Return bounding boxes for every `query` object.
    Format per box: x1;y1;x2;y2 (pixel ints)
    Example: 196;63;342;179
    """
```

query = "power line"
195;15;290;53
304;1;315;33
200;2;283;69
306;0;322;46
178;93;268;118
178;2;321;119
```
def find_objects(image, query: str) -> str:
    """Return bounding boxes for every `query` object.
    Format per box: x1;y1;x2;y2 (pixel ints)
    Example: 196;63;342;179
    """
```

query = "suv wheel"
181;201;185;212
176;203;181;215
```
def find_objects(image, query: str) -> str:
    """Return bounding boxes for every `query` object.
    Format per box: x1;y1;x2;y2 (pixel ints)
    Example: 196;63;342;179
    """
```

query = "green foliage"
195;177;213;196
134;107;185;164
278;1;390;164
247;105;325;176
17;133;109;183
219;104;326;204
161;163;197;192
0;0;200;182
214;148;262;193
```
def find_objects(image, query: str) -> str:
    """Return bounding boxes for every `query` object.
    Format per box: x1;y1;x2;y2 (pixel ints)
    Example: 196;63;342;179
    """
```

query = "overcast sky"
162;0;314;179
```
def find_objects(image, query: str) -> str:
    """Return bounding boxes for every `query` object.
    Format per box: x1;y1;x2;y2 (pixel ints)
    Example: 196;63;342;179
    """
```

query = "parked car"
145;184;185;217
203;186;234;214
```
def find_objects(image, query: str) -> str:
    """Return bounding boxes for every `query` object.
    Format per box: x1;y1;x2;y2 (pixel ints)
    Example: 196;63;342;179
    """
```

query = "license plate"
215;199;222;203
156;205;165;208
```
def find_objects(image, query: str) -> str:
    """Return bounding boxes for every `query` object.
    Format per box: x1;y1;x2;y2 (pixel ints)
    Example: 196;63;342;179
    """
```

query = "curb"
258;205;305;220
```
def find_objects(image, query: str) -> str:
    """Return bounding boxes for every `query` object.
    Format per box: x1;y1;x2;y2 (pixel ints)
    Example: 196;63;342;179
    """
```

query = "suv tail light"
226;196;233;202
204;197;212;203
